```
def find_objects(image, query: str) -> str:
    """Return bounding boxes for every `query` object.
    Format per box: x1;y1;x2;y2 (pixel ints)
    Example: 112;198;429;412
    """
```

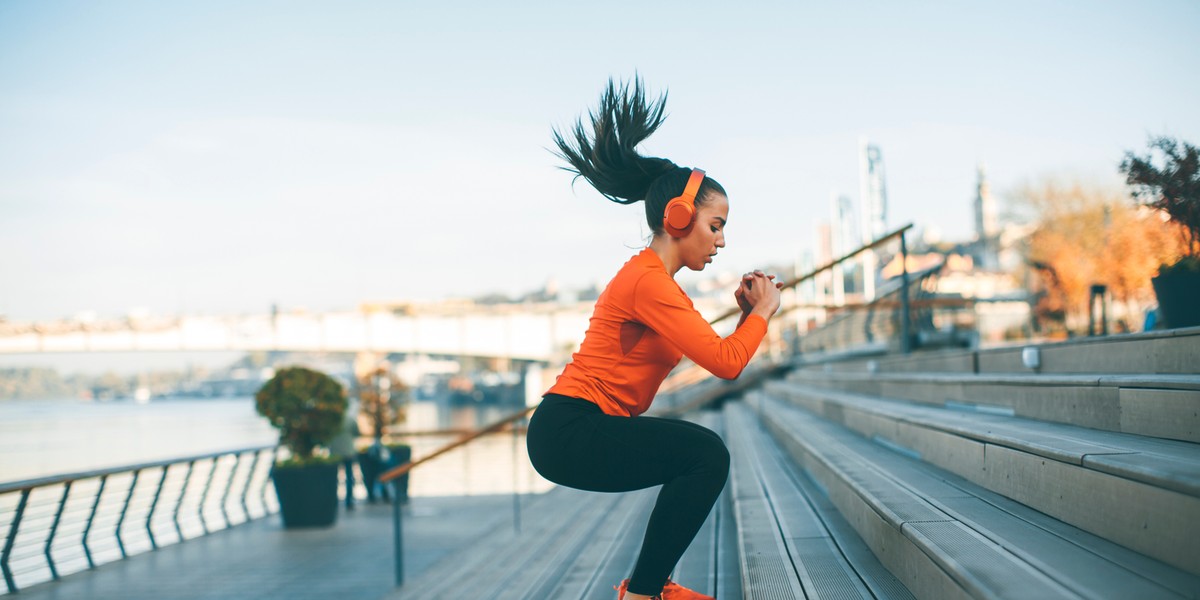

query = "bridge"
0;299;745;364
0;303;597;363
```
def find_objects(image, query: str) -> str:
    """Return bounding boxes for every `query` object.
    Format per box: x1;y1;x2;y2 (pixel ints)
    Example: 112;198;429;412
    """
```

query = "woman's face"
680;193;729;271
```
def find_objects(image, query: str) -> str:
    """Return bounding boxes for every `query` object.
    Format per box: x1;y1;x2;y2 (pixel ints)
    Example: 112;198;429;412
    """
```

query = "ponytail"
552;77;726;234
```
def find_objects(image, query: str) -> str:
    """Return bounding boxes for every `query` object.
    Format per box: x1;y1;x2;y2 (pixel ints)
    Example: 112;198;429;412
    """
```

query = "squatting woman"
525;78;782;600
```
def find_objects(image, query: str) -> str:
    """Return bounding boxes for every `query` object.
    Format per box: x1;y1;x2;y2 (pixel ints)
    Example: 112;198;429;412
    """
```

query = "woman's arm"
633;271;772;379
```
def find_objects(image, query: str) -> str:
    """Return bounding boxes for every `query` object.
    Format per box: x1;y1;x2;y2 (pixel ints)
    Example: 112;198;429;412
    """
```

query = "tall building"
815;222;834;305
831;193;858;302
859;138;888;300
833;194;858;258
973;163;1000;270
974;163;999;241
859;139;888;244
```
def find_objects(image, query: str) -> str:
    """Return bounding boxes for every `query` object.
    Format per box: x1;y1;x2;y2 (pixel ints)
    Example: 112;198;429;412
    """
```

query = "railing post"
512;418;521;534
241;450;261;520
1089;284;1109;336
463;440;471;496
146;465;170;550
115;469;141;559
83;475;107;569
392;479;404;586
220;452;243;527
198;456;219;534
174;460;195;542
261;447;278;513
863;301;876;343
45;481;72;581
899;232;913;354
2;488;30;594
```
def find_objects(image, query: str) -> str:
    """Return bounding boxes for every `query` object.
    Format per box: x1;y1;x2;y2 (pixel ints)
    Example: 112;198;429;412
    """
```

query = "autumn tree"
1014;179;1185;332
354;365;408;442
1121;136;1200;271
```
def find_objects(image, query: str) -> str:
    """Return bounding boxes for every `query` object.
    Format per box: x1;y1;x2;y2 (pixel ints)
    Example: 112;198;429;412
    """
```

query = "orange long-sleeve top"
546;248;768;417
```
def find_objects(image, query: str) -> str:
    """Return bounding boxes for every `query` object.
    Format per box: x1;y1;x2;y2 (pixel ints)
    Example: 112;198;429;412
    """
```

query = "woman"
526;78;782;600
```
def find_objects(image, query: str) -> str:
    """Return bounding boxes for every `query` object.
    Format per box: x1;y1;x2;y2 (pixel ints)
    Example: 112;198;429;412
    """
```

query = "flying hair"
551;77;678;204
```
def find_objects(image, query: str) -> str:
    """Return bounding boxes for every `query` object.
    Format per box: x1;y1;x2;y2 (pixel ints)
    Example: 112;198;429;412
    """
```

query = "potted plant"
354;364;412;503
255;366;348;527
1122;136;1200;329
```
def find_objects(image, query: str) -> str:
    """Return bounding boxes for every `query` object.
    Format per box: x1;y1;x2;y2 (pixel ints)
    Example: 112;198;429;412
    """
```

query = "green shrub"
255;366;347;466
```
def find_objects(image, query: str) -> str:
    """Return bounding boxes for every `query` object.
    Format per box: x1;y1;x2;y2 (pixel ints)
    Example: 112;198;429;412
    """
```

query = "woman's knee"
695;436;730;480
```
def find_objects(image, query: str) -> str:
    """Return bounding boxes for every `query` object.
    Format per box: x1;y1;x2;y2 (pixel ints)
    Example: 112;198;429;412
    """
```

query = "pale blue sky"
3;0;1199;321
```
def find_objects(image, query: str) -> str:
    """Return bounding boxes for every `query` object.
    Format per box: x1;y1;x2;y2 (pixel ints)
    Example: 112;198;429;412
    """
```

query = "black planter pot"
1152;267;1200;329
271;462;339;528
357;444;412;503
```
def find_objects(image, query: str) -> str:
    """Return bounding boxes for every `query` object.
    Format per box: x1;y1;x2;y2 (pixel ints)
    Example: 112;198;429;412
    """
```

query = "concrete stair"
741;328;1200;598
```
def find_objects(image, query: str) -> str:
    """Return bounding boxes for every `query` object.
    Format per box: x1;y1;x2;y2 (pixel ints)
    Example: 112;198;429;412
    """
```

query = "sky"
2;0;1199;322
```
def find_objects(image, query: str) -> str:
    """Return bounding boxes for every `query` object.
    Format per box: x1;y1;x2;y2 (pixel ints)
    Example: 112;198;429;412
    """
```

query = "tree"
354;365;408;442
1014;179;1185;332
255;366;347;464
1121;136;1200;271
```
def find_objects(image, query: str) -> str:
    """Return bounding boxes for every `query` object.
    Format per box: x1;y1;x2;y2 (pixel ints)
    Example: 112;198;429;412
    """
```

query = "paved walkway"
15;494;526;600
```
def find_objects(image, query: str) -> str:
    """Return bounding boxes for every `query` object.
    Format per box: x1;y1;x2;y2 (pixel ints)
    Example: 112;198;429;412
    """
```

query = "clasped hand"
734;270;782;318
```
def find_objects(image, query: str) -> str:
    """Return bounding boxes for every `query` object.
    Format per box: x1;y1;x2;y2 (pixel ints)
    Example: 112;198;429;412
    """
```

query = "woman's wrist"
749;305;775;321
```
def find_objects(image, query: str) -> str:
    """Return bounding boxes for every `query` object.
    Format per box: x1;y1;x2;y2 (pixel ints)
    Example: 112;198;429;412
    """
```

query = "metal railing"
0;445;280;595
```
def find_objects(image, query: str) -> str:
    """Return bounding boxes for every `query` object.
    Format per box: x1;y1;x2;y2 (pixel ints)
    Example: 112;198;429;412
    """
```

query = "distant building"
815;221;834;304
831;193;860;300
859;139;889;300
974;163;999;241
859;140;888;244
968;163;1001;270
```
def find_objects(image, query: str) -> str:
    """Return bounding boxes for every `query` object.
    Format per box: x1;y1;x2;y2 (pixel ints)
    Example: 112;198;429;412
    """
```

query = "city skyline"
2;1;1198;321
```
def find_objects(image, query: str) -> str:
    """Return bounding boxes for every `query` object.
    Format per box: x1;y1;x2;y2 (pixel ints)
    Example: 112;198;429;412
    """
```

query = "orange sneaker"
661;578;715;600
614;578;656;599
614;578;712;600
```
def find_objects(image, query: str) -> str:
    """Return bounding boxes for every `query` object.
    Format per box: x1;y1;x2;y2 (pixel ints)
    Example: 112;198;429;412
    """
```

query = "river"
0;396;523;487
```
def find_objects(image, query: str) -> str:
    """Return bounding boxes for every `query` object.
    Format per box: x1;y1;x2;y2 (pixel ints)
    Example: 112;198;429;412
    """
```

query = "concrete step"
787;369;1200;443
749;390;1200;599
796;326;1200;376
723;401;915;600
765;379;1200;576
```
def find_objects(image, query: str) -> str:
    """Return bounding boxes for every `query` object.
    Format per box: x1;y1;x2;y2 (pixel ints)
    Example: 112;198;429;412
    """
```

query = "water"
0;396;529;488
0;397;279;485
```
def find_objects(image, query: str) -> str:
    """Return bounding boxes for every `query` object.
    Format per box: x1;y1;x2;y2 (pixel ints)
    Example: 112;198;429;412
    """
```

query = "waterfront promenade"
12;493;521;600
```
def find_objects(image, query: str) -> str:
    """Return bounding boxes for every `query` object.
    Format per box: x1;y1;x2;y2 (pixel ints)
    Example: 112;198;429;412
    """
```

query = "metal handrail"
0;445;277;495
1;445;280;594
709;224;914;324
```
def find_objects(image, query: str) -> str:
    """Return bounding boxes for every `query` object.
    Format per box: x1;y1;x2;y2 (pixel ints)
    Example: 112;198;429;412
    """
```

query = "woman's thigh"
530;407;728;494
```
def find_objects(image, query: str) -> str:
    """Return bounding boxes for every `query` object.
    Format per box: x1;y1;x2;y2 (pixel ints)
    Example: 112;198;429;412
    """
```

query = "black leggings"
526;394;730;596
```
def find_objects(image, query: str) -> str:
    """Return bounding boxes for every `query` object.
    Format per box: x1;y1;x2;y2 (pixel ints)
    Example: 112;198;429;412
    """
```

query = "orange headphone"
662;169;706;237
